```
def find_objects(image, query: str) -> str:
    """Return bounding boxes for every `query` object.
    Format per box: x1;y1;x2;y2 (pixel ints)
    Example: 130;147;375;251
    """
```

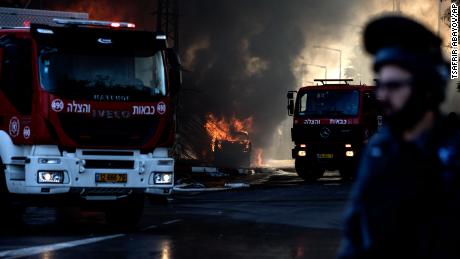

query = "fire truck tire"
0;158;24;225
340;164;358;180
148;195;169;205
105;194;145;230
0;158;7;196
295;159;323;181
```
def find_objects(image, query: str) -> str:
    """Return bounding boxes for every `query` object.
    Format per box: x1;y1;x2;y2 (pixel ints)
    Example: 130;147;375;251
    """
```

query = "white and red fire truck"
0;8;182;227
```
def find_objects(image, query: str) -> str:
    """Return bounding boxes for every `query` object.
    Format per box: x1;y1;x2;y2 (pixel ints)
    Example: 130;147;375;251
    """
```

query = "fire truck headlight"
298;150;307;157
38;158;61;164
38;171;64;184
346;151;354;157
345;144;352;148
300;144;307;148
154;172;173;184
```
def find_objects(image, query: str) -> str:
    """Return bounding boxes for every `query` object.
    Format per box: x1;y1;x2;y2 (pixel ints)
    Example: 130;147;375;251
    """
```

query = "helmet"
364;15;449;106
363;16;449;133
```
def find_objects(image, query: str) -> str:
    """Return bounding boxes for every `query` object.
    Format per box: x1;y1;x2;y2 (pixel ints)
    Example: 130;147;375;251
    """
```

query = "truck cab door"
0;37;33;115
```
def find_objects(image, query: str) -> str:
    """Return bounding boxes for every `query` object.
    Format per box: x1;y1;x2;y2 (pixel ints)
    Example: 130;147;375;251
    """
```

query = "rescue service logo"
9;117;20;138
304;119;320;125
51;99;64;112
23;126;31;139
133;105;156;115
157;102;167;115
329;119;348;125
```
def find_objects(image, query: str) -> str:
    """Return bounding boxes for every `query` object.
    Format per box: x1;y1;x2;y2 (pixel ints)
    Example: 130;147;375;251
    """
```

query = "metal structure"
306;64;327;79
0;7;87;27
314;79;353;85
155;0;179;51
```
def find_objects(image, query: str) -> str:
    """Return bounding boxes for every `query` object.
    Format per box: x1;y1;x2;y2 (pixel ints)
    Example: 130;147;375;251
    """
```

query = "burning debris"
204;113;252;151
204;113;253;168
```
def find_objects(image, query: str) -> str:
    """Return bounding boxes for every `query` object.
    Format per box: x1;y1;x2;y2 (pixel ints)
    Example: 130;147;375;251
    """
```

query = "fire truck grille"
292;125;364;142
85;160;135;169
58;115;158;147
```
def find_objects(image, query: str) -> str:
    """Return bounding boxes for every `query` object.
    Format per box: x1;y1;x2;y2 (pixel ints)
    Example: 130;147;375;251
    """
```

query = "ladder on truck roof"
314;79;354;85
0;7;88;27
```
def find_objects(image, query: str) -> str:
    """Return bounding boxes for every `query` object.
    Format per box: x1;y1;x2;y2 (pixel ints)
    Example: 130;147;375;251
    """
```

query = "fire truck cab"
0;8;182;227
287;79;382;181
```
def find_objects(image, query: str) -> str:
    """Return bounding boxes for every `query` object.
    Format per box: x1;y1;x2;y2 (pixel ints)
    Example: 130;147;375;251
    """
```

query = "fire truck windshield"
296;90;359;117
38;47;166;99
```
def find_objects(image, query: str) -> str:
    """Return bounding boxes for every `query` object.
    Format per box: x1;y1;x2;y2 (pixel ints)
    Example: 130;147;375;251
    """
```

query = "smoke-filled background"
6;0;459;162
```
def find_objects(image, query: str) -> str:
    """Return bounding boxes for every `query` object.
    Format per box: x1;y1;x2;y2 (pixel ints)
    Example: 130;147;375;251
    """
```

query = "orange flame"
204;113;253;152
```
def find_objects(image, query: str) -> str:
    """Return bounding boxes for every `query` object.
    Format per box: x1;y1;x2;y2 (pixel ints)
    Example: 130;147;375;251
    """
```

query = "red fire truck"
287;79;382;181
0;8;181;227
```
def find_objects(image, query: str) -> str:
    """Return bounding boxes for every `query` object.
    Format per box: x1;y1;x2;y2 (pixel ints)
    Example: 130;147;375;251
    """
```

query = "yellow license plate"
95;173;127;183
317;153;334;159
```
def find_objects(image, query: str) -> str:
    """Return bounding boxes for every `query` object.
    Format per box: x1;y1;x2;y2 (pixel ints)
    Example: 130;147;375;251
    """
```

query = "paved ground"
0;170;352;259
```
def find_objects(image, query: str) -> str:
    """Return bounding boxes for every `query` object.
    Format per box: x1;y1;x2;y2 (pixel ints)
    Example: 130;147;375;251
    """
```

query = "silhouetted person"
337;16;460;259
448;112;459;128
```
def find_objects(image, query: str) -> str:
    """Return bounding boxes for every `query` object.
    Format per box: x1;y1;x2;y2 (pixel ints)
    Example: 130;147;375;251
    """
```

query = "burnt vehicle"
213;131;251;168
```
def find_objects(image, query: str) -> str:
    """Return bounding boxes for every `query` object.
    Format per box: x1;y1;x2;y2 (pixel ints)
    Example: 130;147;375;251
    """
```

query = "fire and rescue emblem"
51;99;64;112
9;117;20;138
23;126;31;139
157;102;167;115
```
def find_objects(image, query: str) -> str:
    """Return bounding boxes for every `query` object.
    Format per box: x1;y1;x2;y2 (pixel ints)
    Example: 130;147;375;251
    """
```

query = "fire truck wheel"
0;158;7;197
148;195;169;205
105;194;145;230
295;159;323;181
0;158;24;225
340;165;358;181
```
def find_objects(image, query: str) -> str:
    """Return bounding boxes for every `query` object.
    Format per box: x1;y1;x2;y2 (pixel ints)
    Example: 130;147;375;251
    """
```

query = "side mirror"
166;48;182;96
287;91;296;116
287;99;294;116
0;48;3;81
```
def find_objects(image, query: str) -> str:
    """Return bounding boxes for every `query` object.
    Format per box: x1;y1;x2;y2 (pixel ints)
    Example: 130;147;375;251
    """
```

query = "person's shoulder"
438;113;460;142
360;126;397;162
436;114;460;167
367;126;393;147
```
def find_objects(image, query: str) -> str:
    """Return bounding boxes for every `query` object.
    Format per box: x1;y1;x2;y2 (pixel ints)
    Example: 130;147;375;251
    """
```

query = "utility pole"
155;0;180;51
438;0;443;36
393;0;401;13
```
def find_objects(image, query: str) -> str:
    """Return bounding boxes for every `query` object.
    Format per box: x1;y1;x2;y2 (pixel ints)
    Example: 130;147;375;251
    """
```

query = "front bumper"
5;149;174;199
292;144;359;168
